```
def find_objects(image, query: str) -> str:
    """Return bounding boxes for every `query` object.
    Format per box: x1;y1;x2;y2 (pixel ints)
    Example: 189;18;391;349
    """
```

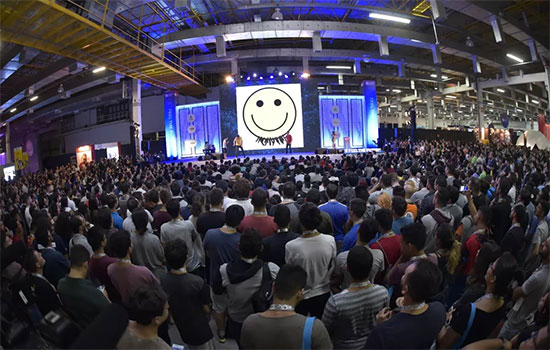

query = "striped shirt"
321;284;389;350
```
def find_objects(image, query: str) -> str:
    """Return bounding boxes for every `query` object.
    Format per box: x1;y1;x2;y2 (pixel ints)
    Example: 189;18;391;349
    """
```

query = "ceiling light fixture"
532;99;539;104
392;89;402;93
225;75;234;83
326;65;352;69
10;108;17;113
506;53;524;63
430;74;437;78
496;88;505;93
446;95;457;99
92;66;106;73
369;12;411;24
30;96;38;101
300;72;310;79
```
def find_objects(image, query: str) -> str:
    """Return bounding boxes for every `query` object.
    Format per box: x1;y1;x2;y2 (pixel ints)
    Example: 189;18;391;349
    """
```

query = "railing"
53;0;203;85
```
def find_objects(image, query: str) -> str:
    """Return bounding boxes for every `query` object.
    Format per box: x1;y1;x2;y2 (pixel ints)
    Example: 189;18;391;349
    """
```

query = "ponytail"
446;240;462;275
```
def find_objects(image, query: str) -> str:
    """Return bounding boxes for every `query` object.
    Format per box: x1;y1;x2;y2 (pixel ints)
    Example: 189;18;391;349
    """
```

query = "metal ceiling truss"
186;47;469;78
0;0;206;96
161;20;511;70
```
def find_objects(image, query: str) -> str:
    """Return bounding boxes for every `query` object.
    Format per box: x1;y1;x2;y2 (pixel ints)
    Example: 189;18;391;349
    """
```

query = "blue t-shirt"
111;212;123;230
342;222;361;252
365;302;446;349
392;216;413;235
203;228;241;285
319;201;349;241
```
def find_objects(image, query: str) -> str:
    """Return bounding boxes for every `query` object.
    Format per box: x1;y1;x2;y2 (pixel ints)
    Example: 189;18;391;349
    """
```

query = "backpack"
251;264;273;312
430;209;452;234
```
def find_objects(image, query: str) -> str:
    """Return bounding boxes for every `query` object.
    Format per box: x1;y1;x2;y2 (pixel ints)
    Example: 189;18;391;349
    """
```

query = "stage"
164;149;381;165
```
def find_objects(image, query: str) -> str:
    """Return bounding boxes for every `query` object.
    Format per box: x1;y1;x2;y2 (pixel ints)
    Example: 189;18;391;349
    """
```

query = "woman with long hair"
189;192;207;230
438;253;517;349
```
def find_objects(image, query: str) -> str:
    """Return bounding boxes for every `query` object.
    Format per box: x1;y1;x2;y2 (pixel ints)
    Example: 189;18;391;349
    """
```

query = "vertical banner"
538;114;547;136
164;91;178;159
14;146;24;170
361;80;379;148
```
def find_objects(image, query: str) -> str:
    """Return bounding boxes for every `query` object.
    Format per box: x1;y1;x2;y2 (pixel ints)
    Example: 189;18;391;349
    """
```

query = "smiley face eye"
256;100;264;107
274;99;281;106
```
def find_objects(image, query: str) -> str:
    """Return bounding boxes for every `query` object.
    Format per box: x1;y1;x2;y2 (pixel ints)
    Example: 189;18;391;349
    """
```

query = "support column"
5;122;11;163
397;105;403;127
475;77;484;140
426;92;435;129
544;65;550;114
131;79;142;156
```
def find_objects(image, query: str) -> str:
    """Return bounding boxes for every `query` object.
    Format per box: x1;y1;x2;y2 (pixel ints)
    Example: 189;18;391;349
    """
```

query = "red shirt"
238;215;278;238
89;254;120;302
370;234;402;268
463;232;485;275
285;134;292;144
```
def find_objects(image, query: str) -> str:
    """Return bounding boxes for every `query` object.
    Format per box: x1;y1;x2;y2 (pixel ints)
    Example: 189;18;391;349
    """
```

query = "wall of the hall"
378;116;534;130
141;87;221;134
64;120;132;151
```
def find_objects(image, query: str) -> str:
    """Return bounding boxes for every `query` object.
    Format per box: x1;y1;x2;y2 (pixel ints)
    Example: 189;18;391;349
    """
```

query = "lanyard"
269;304;294;311
348;281;373;289
394;302;426;312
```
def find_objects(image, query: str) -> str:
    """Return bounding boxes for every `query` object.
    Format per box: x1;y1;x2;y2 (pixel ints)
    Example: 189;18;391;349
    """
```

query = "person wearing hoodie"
218;228;279;346
421;187;454;254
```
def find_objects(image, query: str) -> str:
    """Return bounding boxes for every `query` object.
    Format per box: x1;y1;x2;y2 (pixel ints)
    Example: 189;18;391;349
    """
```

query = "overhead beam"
478;72;547;89
183;48;470;76
161;20;508;68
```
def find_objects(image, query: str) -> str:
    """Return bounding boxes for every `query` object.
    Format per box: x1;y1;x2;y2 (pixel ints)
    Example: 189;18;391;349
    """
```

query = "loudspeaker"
315;148;327;154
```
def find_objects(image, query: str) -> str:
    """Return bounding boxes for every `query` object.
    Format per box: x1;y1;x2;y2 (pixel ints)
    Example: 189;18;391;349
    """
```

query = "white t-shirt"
285;233;337;299
226;199;254;216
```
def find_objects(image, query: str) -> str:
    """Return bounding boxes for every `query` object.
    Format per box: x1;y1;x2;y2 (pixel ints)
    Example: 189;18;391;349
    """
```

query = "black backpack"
251;264;273;313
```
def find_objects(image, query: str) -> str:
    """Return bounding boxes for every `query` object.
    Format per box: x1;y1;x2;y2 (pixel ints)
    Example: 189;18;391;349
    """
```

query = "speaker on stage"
315;148;327;154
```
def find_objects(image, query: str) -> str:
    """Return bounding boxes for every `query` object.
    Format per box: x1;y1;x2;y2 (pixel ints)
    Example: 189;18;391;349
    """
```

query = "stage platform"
164;149;381;165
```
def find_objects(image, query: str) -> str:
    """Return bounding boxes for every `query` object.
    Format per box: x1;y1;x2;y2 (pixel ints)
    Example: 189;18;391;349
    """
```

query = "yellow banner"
14;147;24;170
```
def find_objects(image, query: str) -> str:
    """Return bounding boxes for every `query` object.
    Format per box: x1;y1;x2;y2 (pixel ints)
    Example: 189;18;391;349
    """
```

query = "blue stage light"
269;75;274;79
253;73;257;78
284;74;289;78
259;76;264;80
247;76;251;81
278;72;283;76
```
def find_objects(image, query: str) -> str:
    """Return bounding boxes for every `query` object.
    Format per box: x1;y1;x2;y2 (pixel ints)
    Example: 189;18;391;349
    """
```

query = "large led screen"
235;83;304;151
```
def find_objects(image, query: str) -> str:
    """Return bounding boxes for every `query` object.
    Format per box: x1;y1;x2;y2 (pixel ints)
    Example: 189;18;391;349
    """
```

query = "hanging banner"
500;113;509;128
361;80;379;148
14;147;24;170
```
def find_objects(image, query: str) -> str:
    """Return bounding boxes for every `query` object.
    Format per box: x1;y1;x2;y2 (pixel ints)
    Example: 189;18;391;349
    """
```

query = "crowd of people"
1;139;549;349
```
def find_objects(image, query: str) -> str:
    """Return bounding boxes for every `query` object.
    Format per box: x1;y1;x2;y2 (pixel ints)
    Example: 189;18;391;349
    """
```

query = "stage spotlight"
253;73;257;78
300;72;310;79
291;71;296;76
225;75;234;83
240;75;243;79
278;71;283;77
284;74;289;78
246;76;251;81
269;75;274;79
259;76;264;80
